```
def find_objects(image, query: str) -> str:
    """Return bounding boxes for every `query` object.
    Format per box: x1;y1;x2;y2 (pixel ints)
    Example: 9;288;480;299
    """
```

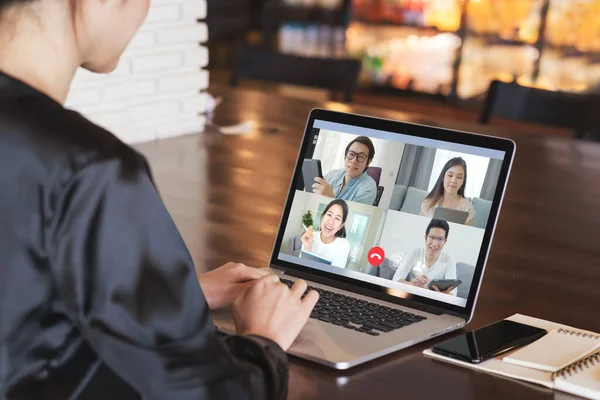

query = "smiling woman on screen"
300;199;351;269
420;157;475;226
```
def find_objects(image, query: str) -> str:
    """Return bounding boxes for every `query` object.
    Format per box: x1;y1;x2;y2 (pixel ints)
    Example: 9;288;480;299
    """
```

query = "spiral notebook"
423;314;600;400
503;328;600;372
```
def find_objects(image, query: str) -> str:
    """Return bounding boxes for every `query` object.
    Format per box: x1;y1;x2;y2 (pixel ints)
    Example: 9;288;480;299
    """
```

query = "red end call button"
367;246;385;266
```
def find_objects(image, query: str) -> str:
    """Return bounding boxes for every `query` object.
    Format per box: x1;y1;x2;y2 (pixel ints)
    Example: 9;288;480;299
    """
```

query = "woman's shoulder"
42;106;132;162
1;94;142;176
1;72;131;163
460;197;475;210
335;237;350;248
421;197;435;214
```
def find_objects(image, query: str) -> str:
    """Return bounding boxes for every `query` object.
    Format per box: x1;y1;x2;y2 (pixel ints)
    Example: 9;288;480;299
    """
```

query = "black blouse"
0;71;287;399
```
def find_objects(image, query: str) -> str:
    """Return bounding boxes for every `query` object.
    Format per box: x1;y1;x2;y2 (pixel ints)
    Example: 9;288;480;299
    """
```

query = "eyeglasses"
346;151;368;163
427;235;445;243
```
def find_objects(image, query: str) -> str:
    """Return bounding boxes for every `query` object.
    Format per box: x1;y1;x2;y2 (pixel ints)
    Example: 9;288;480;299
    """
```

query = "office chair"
365;167;382;185
479;80;600;141
366;167;384;207
373;186;384;207
230;43;362;102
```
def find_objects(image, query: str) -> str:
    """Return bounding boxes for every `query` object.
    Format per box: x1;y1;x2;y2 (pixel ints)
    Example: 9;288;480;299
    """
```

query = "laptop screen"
276;116;509;309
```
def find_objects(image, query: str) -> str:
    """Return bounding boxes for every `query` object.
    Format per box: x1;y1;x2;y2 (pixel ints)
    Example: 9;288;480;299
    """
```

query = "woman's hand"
198;262;271;309
432;285;455;295
312;177;334;198
233;276;319;351
300;226;314;252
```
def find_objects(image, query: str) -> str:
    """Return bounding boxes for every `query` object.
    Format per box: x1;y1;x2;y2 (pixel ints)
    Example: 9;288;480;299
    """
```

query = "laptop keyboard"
280;278;427;336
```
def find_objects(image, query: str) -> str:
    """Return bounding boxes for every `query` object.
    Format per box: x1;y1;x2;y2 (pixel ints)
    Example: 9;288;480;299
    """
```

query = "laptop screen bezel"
269;108;515;319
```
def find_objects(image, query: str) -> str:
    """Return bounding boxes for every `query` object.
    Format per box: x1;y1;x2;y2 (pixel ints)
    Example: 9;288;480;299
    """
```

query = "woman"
420;157;475;226
0;1;318;398
300;199;351;269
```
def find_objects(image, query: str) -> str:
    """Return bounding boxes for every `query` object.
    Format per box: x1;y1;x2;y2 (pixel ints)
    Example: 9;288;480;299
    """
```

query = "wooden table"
134;85;600;399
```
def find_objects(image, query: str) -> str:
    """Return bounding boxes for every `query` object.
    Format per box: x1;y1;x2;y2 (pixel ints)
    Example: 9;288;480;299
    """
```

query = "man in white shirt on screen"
392;219;458;296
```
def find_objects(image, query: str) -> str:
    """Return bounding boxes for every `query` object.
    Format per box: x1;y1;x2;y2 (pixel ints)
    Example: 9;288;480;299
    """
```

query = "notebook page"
554;352;600;400
503;329;600;372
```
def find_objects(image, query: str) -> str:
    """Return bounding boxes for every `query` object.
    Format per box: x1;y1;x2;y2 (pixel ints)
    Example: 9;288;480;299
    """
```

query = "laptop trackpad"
289;319;358;361
213;309;352;356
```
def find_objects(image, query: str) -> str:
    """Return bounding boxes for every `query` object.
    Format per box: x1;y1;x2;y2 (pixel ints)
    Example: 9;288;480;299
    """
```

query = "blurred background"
206;0;600;138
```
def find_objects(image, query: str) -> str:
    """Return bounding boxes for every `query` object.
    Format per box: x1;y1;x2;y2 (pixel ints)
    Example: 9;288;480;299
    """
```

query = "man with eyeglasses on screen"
392;219;458;296
311;136;378;205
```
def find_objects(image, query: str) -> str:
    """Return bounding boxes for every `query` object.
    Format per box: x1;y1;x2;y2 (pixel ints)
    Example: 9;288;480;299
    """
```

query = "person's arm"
49;152;288;399
300;226;314;252
442;256;458;296
393;250;430;287
392;250;414;282
324;169;334;184
313;170;335;198
420;199;430;217
464;200;475;226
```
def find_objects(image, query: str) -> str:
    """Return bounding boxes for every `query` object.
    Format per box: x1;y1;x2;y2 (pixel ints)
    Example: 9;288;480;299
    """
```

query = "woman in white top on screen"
300;199;350;269
392;219;458;296
420;157;475;226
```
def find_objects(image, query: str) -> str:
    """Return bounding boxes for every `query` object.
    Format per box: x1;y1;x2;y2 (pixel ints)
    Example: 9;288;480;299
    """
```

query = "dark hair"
424;157;468;210
426;219;450;240
321;199;349;238
344;136;375;173
0;1;35;11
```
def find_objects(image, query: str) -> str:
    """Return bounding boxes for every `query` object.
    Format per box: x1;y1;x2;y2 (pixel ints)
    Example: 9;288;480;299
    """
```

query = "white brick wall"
65;0;209;144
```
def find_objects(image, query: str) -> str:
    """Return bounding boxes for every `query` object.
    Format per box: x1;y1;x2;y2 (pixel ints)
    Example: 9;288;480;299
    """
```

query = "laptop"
213;109;516;370
433;207;469;224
